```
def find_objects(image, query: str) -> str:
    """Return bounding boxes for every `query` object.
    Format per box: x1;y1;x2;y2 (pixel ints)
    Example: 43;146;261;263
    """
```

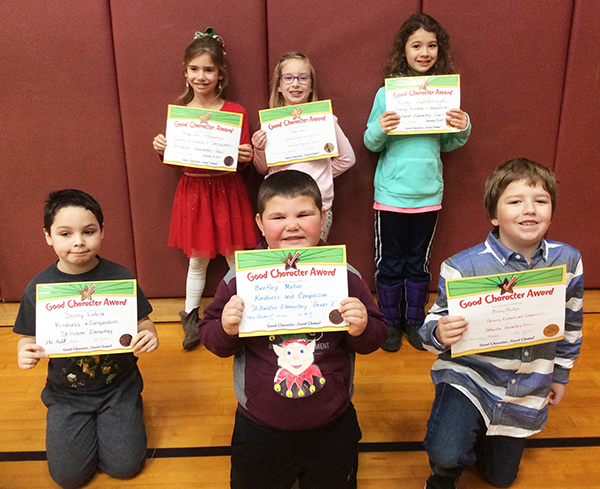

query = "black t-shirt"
13;257;153;392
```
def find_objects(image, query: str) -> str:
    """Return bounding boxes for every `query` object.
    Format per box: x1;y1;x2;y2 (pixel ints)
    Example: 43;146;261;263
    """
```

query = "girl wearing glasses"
251;52;356;241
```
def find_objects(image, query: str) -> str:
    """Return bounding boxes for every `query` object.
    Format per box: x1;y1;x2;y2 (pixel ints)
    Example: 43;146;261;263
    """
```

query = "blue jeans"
424;383;525;488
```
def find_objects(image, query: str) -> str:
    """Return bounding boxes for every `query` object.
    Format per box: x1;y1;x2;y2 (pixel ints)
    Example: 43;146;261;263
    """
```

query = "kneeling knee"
101;456;146;480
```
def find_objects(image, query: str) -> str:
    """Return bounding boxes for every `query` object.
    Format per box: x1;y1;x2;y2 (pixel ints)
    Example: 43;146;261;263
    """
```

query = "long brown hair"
179;32;228;105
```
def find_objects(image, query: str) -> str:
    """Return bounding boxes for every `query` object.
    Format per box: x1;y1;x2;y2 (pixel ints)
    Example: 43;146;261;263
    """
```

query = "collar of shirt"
484;230;548;266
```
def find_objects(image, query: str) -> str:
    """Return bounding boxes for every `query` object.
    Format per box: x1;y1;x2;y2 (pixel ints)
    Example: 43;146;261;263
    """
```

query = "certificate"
447;266;567;357
235;245;349;337
259;100;338;166
36;280;139;357
385;74;460;135
163;104;242;171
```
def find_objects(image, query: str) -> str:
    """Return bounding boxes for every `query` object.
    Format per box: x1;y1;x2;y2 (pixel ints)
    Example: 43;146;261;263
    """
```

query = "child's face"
405;28;438;73
277;59;312;106
44;206;104;274
185;53;222;99
491;180;552;257
256;195;325;249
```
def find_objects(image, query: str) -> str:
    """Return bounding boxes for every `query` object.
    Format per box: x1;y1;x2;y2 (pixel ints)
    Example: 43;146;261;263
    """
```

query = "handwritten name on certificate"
235;245;349;337
385;74;460;135
36;280;138;357
447;266;567;357
163;105;242;171
259;100;338;167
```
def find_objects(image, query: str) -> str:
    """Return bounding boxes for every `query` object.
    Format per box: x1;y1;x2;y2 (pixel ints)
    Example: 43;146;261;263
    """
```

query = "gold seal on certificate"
259;100;339;167
385;74;461;135
36;280;138;357
163;104;243;171
447;266;567;357
235;245;349;337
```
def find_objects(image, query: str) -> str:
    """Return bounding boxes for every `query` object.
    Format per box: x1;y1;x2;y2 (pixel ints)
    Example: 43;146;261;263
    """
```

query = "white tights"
185;255;235;313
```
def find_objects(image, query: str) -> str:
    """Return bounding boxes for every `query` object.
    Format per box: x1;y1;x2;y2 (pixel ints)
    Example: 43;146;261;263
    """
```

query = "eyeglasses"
279;74;312;85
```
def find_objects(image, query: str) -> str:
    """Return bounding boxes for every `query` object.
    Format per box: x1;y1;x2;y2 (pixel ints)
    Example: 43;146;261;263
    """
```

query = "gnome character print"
273;335;325;399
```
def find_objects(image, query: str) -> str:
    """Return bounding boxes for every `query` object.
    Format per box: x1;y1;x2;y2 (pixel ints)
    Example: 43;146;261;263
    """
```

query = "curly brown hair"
384;13;456;80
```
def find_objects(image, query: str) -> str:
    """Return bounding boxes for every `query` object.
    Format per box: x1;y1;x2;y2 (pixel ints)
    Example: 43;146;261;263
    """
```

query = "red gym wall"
1;0;598;302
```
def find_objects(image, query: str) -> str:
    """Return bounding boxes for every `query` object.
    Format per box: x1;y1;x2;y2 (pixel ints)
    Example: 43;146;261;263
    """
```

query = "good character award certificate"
259;100;339;167
36;280;138;357
447;266;567;357
385;74;460;135
163;104;242;171
235;245;349;337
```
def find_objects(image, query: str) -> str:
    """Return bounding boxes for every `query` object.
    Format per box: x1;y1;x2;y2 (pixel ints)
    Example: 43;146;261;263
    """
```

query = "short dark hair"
484;158;557;219
256;170;322;215
44;189;104;231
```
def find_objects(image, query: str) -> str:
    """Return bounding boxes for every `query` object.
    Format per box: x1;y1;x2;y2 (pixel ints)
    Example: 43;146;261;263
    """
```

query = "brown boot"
180;307;201;351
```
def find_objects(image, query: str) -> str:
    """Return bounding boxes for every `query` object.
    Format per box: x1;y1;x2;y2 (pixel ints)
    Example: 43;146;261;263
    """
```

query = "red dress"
168;100;258;258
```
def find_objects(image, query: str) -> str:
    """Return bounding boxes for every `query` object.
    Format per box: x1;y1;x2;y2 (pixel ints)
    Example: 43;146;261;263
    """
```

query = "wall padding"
0;1;135;302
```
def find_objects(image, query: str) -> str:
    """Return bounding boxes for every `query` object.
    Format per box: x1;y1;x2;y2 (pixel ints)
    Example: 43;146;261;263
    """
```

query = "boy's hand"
446;109;468;130
153;134;167;155
132;317;159;354
435;315;468;345
340;298;368;337
222;295;244;336
379;111;401;133
251;130;267;151
548;382;566;406
131;329;159;354
17;337;48;370
238;144;253;163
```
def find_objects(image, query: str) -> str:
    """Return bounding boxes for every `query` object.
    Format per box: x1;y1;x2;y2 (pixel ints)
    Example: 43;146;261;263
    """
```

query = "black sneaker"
404;323;426;351
381;326;402;352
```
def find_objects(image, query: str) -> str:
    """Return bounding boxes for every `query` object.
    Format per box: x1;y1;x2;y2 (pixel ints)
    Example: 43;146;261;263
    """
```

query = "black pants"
230;405;361;489
374;209;438;285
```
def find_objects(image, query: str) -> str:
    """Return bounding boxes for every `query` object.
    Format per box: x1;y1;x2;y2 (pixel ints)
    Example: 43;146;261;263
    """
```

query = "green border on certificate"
447;265;567;357
163;104;243;171
236;245;346;271
235;245;349;337
446;265;566;299
259;100;333;124
36;279;138;357
167;104;243;127
385;74;460;135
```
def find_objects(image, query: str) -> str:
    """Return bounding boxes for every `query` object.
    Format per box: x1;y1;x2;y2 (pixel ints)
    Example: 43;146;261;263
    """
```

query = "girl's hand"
153;134;167;155
446;109;468;130
17;337;47;370
238;144;253;163
435;315;468;345
251;130;267;151
379;111;401;133
222;295;244;336
340;298;368;337
131;329;159;354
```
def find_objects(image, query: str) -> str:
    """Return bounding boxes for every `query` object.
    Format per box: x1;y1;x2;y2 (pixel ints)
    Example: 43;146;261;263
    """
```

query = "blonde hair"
269;52;318;108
